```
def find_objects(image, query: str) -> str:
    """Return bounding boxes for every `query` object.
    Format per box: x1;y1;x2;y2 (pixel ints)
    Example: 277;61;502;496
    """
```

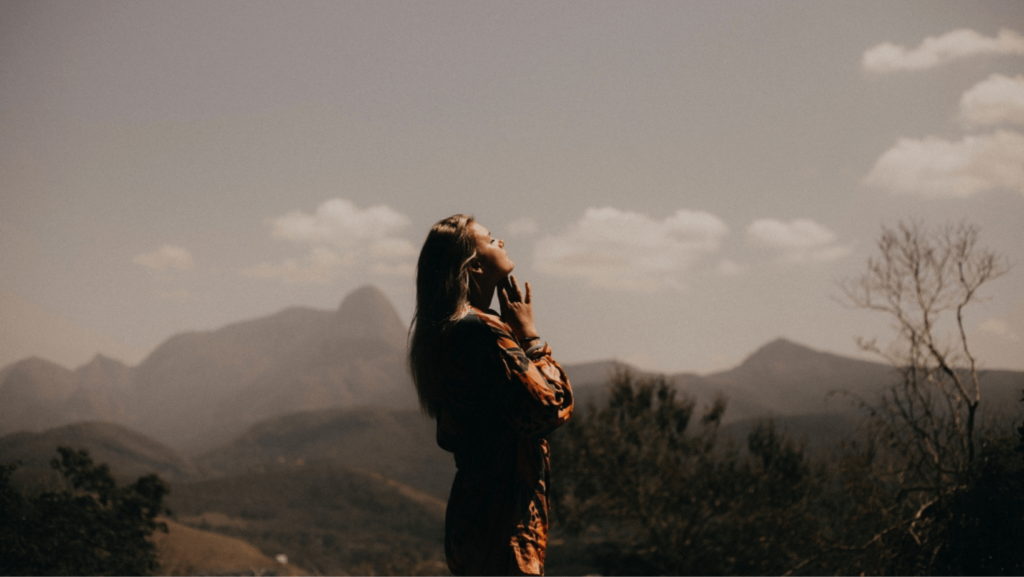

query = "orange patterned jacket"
436;305;573;576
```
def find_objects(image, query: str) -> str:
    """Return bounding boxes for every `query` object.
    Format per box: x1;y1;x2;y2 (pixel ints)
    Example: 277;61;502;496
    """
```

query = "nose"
498;239;505;248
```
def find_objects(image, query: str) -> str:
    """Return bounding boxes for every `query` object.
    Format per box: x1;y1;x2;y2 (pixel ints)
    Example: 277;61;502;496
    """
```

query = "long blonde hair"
408;214;477;418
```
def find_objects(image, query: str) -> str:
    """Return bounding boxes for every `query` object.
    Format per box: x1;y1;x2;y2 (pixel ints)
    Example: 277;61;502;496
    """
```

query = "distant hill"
0;354;142;446
558;359;631;388
196;406;454;500
566;338;898;421
565;338;1024;425
0;357;84;434
68;354;135;424
130;285;415;452
154;518;308;576
697;338;898;420
167;461;448;576
0;421;201;488
702;338;1024;423
0;285;417;453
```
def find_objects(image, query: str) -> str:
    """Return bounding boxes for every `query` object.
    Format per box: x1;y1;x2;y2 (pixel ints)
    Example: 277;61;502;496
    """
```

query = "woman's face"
469;221;514;282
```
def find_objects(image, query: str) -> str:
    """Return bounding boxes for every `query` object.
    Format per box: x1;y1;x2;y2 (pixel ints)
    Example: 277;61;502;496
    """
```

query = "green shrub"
0;447;169;576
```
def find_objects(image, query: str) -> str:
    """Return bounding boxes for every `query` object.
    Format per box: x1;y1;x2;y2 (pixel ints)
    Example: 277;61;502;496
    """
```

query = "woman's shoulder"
452;306;511;340
463;306;508;331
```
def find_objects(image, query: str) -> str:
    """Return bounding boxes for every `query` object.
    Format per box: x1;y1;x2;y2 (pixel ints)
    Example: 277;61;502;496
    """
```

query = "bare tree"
841;220;1009;496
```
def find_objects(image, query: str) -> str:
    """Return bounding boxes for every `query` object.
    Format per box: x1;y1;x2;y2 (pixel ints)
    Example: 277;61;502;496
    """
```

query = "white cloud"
863;130;1024;197
747;219;850;263
959;74;1024;127
369;237;418;259
535;207;728;292
133;245;194;272
976;317;1020;342
242;246;344;284
271;198;410;247
863;28;1024;74
748;219;835;249
506;217;539;236
251;198;415;284
808;245;855;262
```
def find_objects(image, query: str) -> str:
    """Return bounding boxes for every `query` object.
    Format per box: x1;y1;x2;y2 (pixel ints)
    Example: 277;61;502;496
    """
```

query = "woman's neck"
468;281;496;311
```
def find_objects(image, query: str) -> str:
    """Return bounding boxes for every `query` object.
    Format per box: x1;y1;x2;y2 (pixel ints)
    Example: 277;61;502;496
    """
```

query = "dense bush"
837;434;1024;576
0;447;169;576
550;370;825;575
549;370;1024;576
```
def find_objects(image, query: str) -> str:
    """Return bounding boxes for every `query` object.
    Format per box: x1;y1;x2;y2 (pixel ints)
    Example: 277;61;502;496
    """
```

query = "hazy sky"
2;0;1023;374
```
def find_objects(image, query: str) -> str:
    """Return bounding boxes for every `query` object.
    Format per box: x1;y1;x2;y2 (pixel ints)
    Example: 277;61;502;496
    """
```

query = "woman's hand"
498;274;539;342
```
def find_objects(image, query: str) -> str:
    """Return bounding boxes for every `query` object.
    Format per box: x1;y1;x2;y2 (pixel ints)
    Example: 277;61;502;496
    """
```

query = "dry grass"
152;517;307;576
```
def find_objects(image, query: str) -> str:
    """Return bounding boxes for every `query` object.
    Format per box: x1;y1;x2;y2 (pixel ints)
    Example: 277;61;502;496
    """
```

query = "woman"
409;214;573;576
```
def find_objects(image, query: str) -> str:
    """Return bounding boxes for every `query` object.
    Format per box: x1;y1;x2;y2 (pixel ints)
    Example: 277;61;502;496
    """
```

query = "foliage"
550;370;827;575
819;432;1024;576
0;447;169;576
167;461;447;576
548;368;1024;576
929;437;1024;575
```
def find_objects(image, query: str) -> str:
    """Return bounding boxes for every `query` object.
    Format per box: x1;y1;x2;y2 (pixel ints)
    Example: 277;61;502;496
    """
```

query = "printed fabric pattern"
437;306;573;576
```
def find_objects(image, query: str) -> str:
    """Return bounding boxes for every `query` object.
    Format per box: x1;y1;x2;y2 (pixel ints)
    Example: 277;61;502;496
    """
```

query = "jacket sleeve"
473;312;574;439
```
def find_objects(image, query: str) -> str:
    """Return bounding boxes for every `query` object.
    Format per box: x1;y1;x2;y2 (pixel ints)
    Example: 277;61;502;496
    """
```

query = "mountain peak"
338;285;391;313
726;337;894;385
79;353;127;370
0;356;74;384
335;285;407;349
0;356;77;406
75;353;132;391
737;338;822;372
753;337;810;356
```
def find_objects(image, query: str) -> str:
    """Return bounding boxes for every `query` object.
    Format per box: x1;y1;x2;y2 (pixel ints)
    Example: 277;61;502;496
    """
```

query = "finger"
510;274;523;300
498;276;513;302
499;289;514;316
524;281;532;304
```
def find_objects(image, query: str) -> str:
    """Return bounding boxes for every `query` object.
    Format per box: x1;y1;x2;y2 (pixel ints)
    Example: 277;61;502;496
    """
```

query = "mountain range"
0;285;414;453
566;338;1023;427
2;284;1021;458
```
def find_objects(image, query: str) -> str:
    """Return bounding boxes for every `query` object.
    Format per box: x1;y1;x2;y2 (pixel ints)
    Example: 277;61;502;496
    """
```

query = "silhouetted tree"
834;220;1016;575
0;447;169;576
841;220;1009;485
